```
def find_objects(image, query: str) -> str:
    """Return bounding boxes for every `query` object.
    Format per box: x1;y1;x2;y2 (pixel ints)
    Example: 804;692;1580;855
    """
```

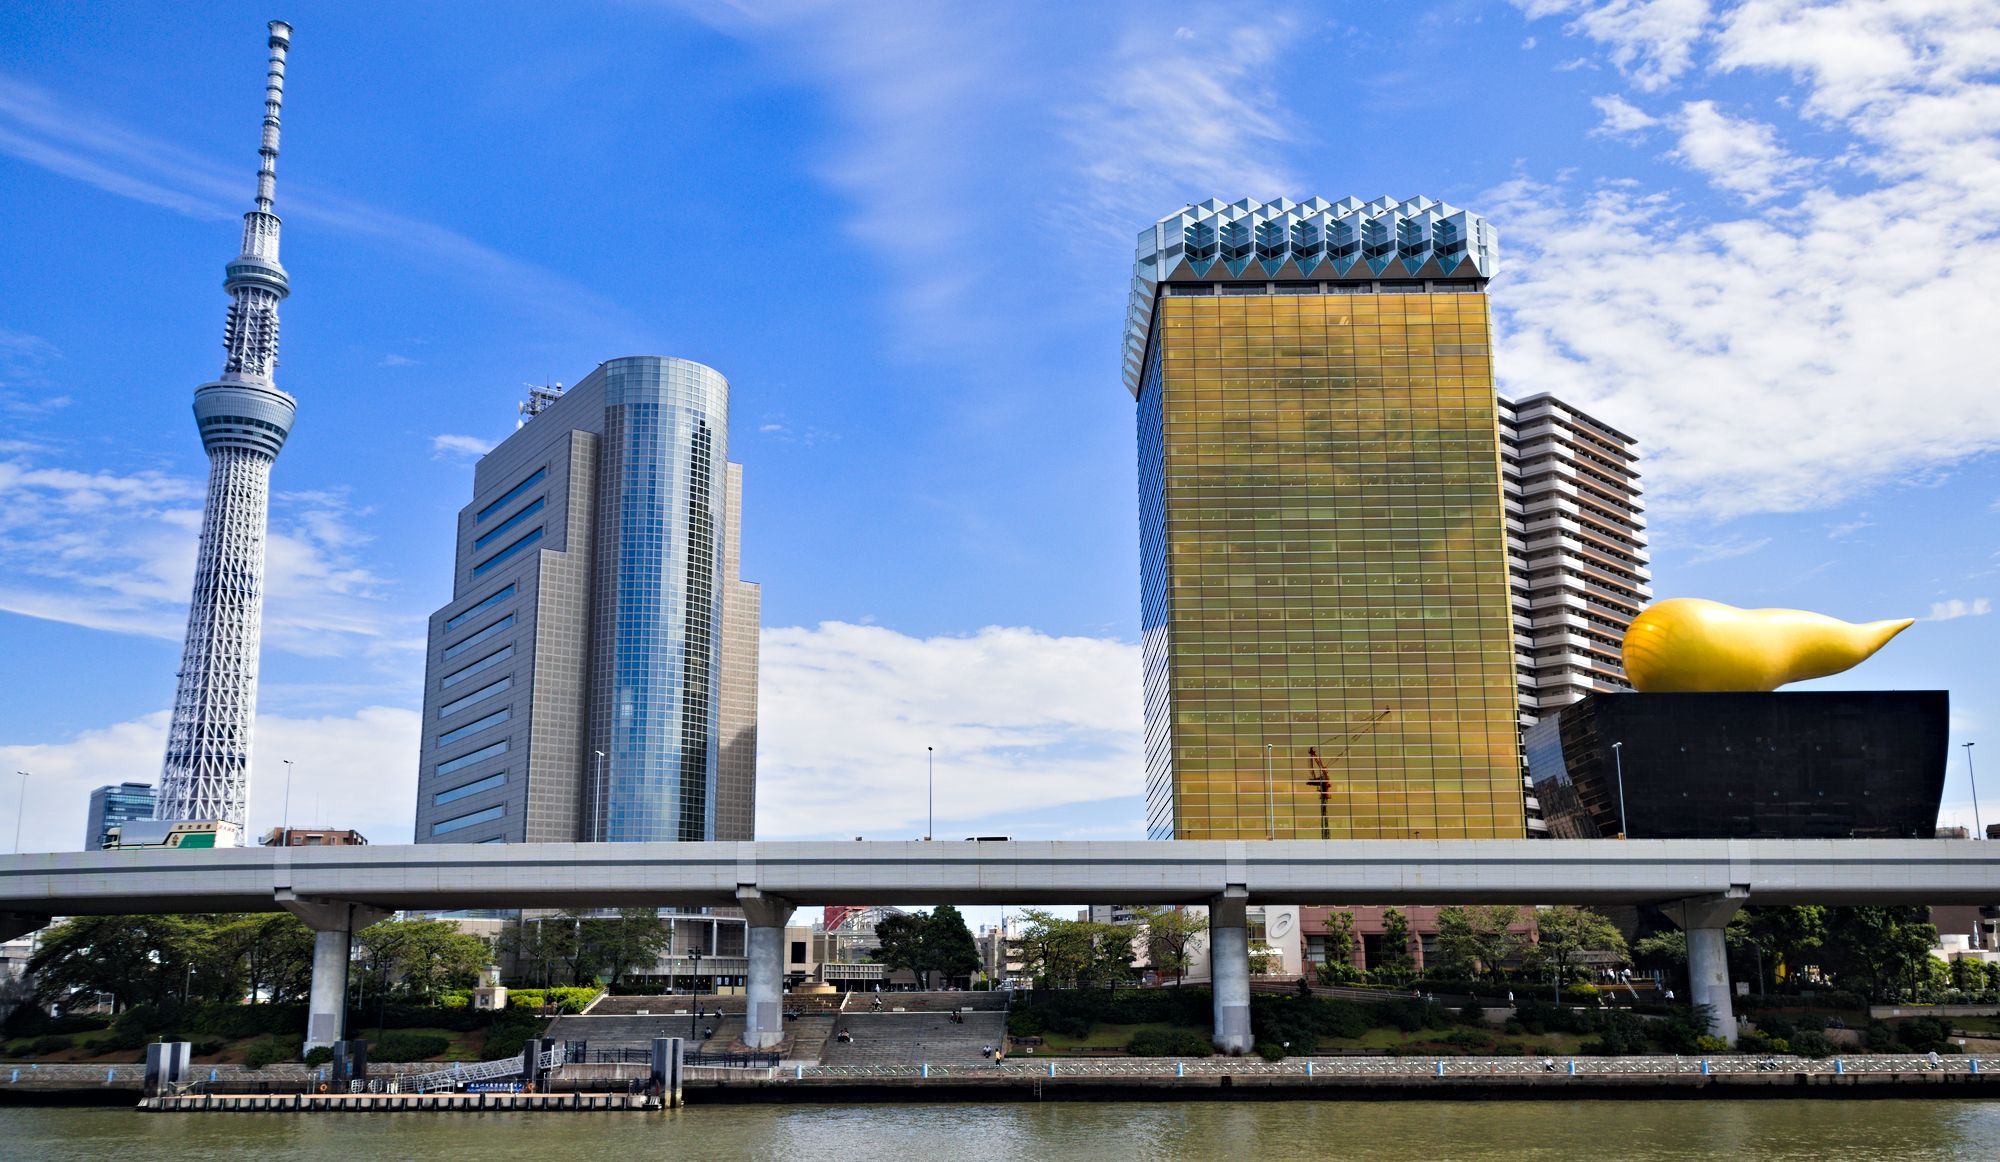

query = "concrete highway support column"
278;892;388;1053
1209;888;1253;1055
1662;889;1748;1046
737;889;795;1050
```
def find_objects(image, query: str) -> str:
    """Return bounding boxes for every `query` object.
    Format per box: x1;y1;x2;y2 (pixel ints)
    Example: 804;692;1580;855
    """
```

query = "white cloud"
1825;516;1872;539
1517;0;1713;91
1491;0;2000;518
1591;93;1660;136
379;354;419;368
1926;597;1991;622
430;434;497;460
0;458;414;656
756;622;1140;839
0;706;421;853
1667;99;1808;201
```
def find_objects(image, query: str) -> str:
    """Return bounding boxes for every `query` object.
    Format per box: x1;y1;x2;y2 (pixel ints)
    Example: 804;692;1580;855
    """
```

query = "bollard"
9;1069;15;1084
1048;1061;1056;1078
1306;1060;1313;1078
796;1064;804;1080
1972;1058;1980;1075
210;1068;218;1082
1835;1058;1843;1074
1436;1060;1444;1077
1176;1061;1184;1077
921;1064;929;1079
1567;1060;1575;1076
1701;1059;1710;1075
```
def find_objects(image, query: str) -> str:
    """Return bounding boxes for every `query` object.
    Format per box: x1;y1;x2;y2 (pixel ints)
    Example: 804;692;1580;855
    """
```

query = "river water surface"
4;1099;1998;1160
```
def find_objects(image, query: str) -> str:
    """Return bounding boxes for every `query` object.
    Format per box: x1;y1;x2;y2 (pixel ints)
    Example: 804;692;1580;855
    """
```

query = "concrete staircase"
821;1010;1008;1067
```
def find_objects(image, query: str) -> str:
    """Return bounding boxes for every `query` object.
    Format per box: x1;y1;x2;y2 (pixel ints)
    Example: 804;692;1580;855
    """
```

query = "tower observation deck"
155;21;298;838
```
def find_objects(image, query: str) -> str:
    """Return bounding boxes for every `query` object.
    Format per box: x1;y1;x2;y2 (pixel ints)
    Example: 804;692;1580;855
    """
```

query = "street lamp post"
927;746;934;842
1610;742;1629;839
281;759;295;845
689;950;705;1043
11;771;27;855
592;750;608;842
1964;742;1984;839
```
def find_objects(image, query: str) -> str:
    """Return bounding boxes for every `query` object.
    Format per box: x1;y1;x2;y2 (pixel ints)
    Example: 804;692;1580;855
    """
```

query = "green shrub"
2;1009;109;1038
190;1039;224;1057
369;1032;450;1063
302;1046;334;1067
1444;1028;1490;1050
1694;1035;1730;1053
242;1038;292;1070
1255;1041;1288;1061
1789;1030;1833;1058
29;1035;72;1055
1126;1027;1212;1057
480;1011;545;1061
1458;1001;1487;1025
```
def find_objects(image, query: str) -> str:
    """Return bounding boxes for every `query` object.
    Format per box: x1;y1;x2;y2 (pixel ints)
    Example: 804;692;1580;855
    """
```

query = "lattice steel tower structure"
155;21;297;837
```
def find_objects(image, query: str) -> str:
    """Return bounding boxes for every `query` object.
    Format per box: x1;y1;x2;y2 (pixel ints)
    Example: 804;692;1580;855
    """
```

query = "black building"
1524;691;1948;839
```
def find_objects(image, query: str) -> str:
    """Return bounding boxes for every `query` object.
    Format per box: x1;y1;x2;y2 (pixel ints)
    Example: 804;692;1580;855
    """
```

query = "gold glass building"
1130;197;1523;840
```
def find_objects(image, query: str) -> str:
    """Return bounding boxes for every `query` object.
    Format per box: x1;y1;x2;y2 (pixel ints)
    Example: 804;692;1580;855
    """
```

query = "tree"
357;919;489;1002
1014;909;1100;989
1531;906;1627;989
1377;908;1417;982
924;906;982;987
1816;907;1938;1002
590;908;673;988
1318;911;1361;985
1135;906;1207;987
1433;905;1528;980
871;912;931;986
30;915;207;1012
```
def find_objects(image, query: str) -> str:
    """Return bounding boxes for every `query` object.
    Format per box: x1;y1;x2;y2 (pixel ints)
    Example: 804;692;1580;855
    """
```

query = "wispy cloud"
1591;93;1659;137
0;458;415;656
378;354;419;368
1064;17;1301;230
1685;533;1772;564
430;434;498;460
1516;0;1712;92
1926;597;1991;622
1667;99;1809;202
0;73;644;345
1826;516;1873;540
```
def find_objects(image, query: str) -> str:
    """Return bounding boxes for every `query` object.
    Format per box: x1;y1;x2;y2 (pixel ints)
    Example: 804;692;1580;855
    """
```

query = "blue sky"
1;0;1996;851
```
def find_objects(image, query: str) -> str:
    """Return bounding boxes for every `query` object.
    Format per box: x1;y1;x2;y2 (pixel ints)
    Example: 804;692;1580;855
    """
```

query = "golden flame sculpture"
1621;598;1914;693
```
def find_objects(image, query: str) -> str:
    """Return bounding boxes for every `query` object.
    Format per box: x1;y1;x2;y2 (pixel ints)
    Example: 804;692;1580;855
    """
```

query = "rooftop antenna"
517;380;564;427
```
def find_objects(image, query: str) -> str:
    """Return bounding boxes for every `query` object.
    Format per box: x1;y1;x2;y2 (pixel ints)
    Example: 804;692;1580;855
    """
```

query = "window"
472;528;544;577
437;708;509;747
475;468;546;522
442;614;515;660
432;804;504;835
473;497;546;550
444;583;517;631
434;771;506;806
439;676;512;718
436;740;507;776
441;645;513;688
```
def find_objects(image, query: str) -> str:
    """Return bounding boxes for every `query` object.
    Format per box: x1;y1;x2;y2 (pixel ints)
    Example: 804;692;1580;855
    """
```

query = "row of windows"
198;413;288;435
472;527;545;577
473;496;546;551
433;770;507;807
437;707;510;748
432;803;505;836
476;467;545;523
442;614;515;660
439;675;513;718
441;644;513;689
436;739;508;777
443;583;517;631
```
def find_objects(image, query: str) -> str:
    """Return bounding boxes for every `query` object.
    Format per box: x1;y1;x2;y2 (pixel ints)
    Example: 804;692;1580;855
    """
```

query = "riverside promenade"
689;1053;2000;1101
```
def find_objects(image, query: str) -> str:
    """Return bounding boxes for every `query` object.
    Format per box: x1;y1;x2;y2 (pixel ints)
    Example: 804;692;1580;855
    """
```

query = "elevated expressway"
3;839;1995;1052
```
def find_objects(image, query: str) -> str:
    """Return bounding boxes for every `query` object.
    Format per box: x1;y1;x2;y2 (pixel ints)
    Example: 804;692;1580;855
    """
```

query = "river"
4;1099;1998;1159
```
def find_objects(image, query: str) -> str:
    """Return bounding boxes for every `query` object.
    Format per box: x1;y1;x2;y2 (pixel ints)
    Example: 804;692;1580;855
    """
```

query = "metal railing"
403;1044;569;1094
774;1053;1991;1082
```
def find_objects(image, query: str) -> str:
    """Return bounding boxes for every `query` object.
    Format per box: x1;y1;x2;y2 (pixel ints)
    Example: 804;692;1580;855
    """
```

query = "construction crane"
1303;709;1392;840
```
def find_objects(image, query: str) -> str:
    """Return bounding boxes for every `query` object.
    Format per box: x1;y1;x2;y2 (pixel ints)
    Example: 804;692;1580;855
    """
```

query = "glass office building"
84;782;156;850
1129;197;1523;840
413;357;759;845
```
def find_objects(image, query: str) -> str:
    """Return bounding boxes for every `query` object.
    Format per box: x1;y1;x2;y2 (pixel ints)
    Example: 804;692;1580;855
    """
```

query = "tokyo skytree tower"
155;21;297;837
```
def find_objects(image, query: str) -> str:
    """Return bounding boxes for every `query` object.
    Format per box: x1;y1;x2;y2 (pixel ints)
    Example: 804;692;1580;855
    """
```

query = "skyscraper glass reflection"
1130;197;1523;840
